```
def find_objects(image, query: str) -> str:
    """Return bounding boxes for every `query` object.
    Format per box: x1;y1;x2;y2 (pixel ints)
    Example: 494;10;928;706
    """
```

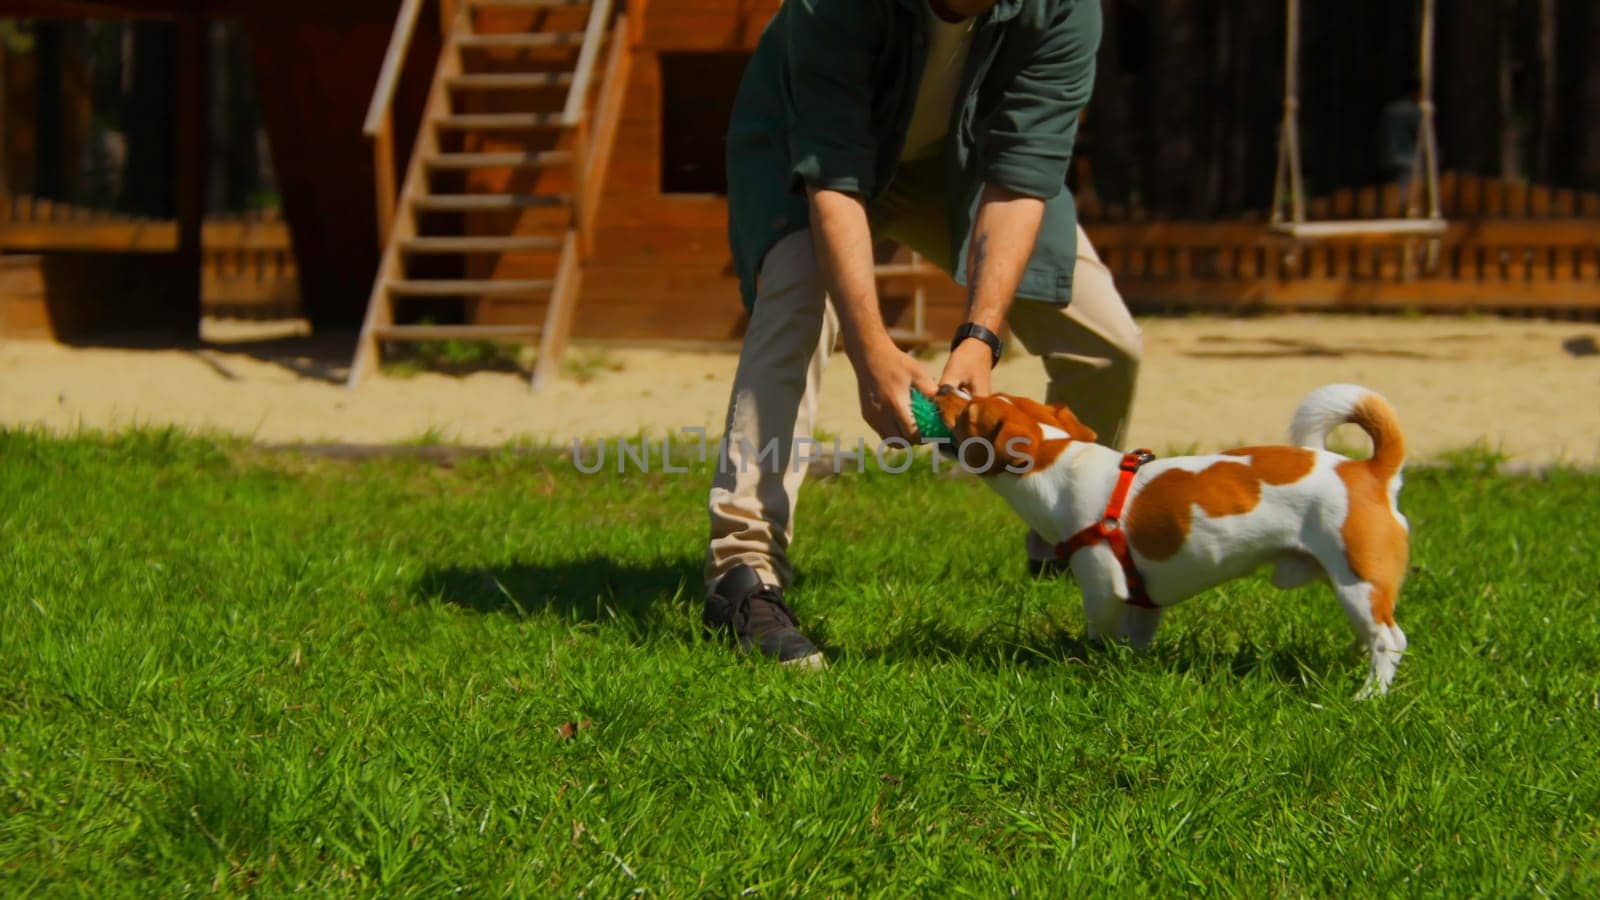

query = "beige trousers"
705;222;1142;591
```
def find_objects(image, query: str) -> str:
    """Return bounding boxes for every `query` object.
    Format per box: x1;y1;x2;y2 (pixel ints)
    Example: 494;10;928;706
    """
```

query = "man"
1380;78;1423;194
704;0;1142;667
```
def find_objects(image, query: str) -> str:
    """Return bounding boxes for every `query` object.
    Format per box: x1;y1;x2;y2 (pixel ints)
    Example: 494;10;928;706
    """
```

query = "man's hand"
939;338;995;397
847;338;939;442
806;186;941;440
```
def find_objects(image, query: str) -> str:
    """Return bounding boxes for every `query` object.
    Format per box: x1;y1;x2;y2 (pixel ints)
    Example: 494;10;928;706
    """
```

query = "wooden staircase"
349;0;622;389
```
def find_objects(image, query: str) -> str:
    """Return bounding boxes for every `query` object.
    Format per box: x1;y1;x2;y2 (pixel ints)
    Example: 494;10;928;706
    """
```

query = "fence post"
176;15;208;335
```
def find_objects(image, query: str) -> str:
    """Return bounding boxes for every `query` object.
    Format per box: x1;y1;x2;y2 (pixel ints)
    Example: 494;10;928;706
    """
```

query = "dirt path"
2;315;1596;466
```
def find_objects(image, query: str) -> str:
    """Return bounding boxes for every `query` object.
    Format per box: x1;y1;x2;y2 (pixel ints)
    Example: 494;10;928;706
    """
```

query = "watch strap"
950;322;1003;368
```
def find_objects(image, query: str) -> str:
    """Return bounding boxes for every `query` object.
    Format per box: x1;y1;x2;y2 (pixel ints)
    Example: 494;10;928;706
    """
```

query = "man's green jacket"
725;0;1102;310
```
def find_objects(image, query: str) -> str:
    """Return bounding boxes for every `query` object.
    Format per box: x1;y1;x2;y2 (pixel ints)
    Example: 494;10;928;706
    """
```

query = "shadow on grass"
838;617;1096;669
415;554;698;635
418;557;1352;686
842;611;1347;688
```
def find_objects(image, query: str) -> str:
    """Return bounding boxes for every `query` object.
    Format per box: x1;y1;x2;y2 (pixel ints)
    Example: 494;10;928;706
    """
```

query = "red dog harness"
1056;450;1159;610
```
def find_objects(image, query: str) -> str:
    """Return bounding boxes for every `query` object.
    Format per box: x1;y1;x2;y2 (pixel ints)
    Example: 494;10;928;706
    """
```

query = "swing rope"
1270;0;1446;239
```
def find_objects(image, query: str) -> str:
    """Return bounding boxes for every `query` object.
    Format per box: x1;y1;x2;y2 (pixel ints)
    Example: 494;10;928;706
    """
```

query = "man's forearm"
963;184;1046;332
807;187;891;358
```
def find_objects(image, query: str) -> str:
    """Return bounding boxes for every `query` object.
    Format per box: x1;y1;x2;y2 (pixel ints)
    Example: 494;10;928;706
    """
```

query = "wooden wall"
246;12;435;330
570;0;779;342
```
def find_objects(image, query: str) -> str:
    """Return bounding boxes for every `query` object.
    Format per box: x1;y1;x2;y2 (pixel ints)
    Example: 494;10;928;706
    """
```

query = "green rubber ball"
910;390;953;442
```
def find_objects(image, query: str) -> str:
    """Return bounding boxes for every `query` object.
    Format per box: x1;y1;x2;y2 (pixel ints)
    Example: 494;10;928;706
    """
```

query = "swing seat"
1272;0;1447;246
1269;217;1448;240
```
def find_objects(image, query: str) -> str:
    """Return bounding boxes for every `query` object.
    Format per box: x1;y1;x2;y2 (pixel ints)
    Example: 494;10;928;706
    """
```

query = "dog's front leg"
1073;552;1127;643
1117;605;1163;649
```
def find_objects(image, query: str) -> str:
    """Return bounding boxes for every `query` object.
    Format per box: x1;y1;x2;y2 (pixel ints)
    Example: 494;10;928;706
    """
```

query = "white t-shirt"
899;4;976;162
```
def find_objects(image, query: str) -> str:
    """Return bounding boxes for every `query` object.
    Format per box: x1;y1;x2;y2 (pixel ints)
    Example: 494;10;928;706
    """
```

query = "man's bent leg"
705;230;839;592
1006;225;1142;449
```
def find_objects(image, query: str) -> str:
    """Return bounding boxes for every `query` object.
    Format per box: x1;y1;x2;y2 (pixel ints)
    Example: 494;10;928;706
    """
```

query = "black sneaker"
704;565;825;669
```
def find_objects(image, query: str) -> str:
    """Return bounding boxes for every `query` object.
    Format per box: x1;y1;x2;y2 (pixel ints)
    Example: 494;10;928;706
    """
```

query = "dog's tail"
1290;384;1406;482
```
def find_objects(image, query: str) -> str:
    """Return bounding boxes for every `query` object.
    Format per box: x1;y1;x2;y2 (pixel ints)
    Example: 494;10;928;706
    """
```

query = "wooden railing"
1079;172;1600;226
0;195;300;317
1089;219;1600;313
1064;171;1600;314
577;11;630;254
364;0;427;247
566;0;615;256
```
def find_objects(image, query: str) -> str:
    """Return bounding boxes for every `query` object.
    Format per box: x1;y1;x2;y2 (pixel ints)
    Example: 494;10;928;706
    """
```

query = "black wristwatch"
951;322;1004;368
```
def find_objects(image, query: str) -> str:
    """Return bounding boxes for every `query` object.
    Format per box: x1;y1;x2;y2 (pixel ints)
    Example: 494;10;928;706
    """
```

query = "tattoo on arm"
967;232;988;315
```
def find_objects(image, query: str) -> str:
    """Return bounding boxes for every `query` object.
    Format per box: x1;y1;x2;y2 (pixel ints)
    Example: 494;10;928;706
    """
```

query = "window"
659;52;752;194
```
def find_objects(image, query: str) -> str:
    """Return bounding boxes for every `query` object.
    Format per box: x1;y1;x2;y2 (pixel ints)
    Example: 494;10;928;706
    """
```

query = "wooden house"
3;0;1598;378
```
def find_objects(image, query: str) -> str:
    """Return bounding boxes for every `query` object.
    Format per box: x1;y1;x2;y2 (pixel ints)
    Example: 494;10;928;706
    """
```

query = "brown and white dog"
935;384;1410;697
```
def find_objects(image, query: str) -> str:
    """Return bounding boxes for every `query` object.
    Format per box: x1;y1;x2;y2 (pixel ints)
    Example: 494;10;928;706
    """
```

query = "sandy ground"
2;314;1597;466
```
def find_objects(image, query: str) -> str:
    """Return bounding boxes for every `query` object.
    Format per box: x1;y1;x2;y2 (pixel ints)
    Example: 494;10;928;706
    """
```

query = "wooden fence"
1079;171;1600;224
1075;173;1600;316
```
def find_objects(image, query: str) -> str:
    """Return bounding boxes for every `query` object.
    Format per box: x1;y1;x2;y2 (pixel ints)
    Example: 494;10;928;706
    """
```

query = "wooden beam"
563;0;613;124
174;13;207;337
0;36;9;232
364;0;424;247
363;0;425;136
1269;219;1449;240
531;230;582;389
0;221;180;251
578;16;631;254
371;113;397;246
0;214;293;253
1;0;408;21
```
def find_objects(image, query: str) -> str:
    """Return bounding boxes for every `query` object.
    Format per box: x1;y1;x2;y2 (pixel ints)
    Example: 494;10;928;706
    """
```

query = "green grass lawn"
2;430;1597;895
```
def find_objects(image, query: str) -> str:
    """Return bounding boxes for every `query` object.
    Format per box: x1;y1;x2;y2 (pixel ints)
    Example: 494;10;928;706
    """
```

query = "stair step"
387;279;554;297
401;235;564;253
447;73;573;90
424;151;572;170
375;324;542;342
412;193;572;211
467;0;588;8
874;264;943;278
454;32;584;50
435;112;565;130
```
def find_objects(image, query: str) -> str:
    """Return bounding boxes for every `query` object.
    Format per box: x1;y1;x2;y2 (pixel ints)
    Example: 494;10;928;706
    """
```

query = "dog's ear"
1004;395;1099;445
1048;403;1098;444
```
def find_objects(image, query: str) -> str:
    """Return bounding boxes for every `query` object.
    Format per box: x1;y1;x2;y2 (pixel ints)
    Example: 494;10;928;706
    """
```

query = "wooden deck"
0;196;300;336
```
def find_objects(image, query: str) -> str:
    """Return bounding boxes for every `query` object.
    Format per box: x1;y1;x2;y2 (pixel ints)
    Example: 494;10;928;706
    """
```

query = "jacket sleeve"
784;0;884;197
977;0;1101;200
